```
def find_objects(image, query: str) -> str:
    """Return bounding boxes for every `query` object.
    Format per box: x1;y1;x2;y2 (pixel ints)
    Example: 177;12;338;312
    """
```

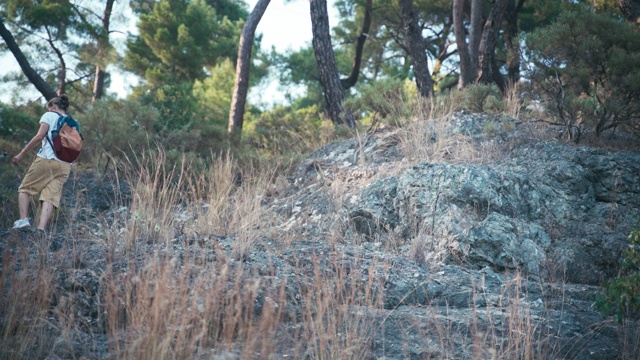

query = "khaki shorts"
18;157;71;208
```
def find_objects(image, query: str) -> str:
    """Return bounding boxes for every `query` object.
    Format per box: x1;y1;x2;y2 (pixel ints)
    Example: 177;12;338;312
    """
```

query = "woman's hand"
12;152;24;166
12;123;49;166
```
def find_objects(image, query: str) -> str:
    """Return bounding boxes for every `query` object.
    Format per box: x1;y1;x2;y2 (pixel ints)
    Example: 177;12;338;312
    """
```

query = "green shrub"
243;105;334;159
82;99;160;172
0;103;38;141
460;84;502;113
524;8;640;142
343;78;413;126
0;161;21;227
596;226;640;323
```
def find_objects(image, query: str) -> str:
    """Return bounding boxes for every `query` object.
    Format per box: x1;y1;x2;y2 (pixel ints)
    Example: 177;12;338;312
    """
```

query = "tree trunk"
93;0;115;102
310;0;356;127
503;0;525;85
341;0;372;89
477;0;508;85
228;0;271;141
469;0;483;71
616;0;640;23
55;52;67;96
94;66;106;101
398;0;433;98
453;0;474;89
0;19;57;100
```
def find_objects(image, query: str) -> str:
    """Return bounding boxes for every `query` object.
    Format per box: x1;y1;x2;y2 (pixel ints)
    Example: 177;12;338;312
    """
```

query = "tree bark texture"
310;0;356;127
341;0;372;89
453;0;474;89
616;0;640;23
477;0;508;85
468;0;483;70
93;0;115;102
93;65;106;101
503;0;525;85
398;0;433;98
228;0;271;140
0;19;57;100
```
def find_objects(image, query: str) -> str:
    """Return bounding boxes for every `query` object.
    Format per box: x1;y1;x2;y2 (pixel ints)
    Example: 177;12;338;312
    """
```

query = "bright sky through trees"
246;0;338;105
0;0;337;105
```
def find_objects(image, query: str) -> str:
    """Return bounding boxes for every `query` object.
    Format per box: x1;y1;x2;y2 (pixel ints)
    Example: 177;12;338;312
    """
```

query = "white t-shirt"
37;111;62;161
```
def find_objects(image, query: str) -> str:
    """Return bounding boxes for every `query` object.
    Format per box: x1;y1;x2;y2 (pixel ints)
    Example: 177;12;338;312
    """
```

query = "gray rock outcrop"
281;111;640;285
2;111;638;360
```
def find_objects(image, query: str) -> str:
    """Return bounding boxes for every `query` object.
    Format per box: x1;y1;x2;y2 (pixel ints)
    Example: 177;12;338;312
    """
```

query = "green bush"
460;84;502;113
243;105;334;159
0;161;21;227
0;103;38;141
82;99;160;172
343;78;413;126
524;8;640;142
596;226;640;323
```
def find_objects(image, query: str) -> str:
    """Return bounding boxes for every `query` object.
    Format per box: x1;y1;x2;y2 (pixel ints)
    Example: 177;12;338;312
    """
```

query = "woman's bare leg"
38;201;54;230
18;192;30;219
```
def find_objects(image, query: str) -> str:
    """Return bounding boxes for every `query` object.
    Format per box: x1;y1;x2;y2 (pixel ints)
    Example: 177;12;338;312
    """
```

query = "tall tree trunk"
616;0;640;23
310;0;356;127
94;66;106;101
341;0;372;89
228;0;271;141
503;0;525;85
468;0;483;71
0;19;57;100
477;0;508;85
399;0;433;98
93;0;115;102
453;0;474;89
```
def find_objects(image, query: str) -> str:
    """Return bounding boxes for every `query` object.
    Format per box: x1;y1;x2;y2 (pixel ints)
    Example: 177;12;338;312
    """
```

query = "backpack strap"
45;133;55;151
45;112;66;152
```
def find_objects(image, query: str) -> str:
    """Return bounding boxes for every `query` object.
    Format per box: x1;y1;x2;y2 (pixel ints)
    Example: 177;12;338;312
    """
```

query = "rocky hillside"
1;111;639;359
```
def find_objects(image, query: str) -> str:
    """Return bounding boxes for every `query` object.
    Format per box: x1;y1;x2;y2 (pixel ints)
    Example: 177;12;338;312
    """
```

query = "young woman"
11;94;73;230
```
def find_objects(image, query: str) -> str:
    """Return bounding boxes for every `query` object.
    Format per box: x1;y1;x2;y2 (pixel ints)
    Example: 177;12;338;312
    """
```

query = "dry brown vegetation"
2;89;638;359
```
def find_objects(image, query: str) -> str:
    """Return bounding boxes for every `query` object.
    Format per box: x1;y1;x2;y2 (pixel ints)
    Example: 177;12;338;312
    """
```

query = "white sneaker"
12;218;31;229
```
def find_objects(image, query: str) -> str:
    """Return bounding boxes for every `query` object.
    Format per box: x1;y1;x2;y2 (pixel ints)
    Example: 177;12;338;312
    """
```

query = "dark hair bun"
59;94;70;109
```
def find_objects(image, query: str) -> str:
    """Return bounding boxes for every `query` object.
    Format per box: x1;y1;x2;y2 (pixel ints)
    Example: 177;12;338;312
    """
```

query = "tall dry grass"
184;152;279;259
0;234;97;359
396;93;502;165
2;86;632;359
291;255;383;359
102;251;285;359
504;82;522;120
0;237;56;359
94;151;385;358
123;150;187;246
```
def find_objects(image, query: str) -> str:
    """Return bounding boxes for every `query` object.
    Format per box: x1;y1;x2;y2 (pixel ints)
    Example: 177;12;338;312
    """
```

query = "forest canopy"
0;0;639;160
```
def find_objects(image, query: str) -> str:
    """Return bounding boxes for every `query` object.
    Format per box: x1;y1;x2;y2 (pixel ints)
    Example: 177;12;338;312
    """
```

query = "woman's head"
47;94;70;111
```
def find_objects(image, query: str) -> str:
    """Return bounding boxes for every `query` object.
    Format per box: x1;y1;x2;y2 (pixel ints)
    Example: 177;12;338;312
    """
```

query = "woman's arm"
11;123;50;165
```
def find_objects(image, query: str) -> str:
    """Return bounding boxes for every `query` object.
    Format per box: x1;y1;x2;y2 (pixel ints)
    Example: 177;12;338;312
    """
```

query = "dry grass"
92;152;384;358
504;82;523;121
290;255;383;359
479;272;542;359
102;251;283;359
1;229;559;360
396;93;502;165
184;152;278;259
123;150;186;246
0;237;56;359
2;89;636;359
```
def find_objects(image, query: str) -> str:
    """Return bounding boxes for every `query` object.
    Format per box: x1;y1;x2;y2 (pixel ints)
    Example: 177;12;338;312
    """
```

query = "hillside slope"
1;111;639;359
